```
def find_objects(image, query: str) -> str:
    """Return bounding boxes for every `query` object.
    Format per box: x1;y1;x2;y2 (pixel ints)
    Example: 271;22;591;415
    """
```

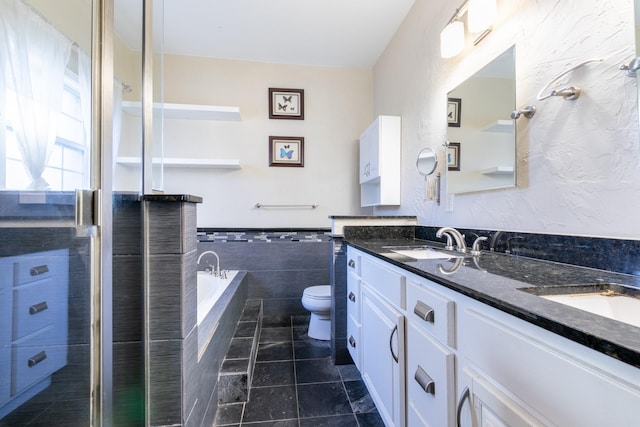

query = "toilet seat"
303;285;331;299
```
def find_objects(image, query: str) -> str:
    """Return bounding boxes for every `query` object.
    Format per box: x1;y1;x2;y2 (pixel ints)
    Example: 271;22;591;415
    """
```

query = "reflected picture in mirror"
447;46;516;194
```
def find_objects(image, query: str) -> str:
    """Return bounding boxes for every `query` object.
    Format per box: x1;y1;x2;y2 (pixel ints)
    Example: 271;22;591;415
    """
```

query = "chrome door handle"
348;291;356;302
389;325;399;363
414;300;435;323
415;365;435;395
349;335;356;348
456;386;471;427
348;259;356;268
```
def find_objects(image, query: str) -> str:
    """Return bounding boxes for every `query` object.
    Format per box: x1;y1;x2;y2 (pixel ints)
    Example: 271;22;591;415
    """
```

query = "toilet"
301;285;332;340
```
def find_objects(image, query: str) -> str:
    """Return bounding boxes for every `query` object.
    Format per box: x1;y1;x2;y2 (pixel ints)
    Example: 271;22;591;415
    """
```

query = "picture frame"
447;97;461;127
269;136;304;167
447;142;460;171
269;88;305;120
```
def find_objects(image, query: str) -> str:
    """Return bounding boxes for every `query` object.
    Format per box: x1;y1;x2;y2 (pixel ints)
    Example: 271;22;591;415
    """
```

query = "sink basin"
520;284;640;328
382;245;463;260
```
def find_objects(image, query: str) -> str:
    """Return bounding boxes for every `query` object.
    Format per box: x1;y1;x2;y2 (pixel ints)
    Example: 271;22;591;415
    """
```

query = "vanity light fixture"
439;0;497;59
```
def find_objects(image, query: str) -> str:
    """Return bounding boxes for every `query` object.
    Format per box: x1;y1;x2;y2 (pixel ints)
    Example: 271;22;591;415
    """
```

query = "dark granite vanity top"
345;236;640;369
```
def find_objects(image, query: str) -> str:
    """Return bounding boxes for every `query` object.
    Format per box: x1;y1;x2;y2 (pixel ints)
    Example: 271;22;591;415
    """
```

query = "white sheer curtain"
0;0;72;190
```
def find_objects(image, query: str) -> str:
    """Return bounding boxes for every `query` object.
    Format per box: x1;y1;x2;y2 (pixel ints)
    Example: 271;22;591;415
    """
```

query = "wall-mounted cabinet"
359;115;401;207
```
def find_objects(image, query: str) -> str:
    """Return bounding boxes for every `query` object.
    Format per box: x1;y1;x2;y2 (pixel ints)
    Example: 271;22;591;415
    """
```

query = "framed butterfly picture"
269;88;304;120
269;136;304;167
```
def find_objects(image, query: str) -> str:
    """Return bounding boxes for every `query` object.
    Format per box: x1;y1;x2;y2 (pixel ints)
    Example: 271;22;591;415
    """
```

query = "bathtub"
197;270;239;325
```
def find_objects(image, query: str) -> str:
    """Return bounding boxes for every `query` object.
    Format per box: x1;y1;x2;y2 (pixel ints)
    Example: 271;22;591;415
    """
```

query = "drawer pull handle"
28;351;47;368
415;365;435;395
30;265;49;276
349;335;356;348
29;301;48;315
414;300;435;323
389;325;399;363
348;259;356;268
456;387;471;427
348;292;356;302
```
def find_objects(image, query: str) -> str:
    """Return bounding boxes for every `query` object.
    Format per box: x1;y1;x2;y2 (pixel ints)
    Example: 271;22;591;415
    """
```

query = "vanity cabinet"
359;115;401;207
0;249;69;419
347;246;640;427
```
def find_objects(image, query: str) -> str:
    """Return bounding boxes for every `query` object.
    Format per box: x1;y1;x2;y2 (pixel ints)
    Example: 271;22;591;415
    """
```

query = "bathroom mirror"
447;46;516;194
416;147;438;176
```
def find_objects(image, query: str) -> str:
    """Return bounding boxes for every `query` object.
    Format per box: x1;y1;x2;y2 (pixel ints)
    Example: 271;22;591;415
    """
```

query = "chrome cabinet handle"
456;386;471;427
389;325;399;363
414;300;435;323
348;259;356;268
28;351;47;367
29;301;48;315
30;265;49;276
348;292;356;302
415;365;435;395
349;336;356;348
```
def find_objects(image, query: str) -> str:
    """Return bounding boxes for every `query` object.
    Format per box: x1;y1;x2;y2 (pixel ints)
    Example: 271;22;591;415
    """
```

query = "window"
2;68;89;191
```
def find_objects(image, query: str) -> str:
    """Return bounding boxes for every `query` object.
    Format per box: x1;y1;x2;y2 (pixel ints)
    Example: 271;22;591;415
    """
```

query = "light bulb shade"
440;21;465;58
468;0;497;33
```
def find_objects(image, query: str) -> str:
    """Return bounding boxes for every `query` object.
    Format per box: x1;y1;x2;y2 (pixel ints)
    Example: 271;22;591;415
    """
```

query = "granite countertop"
346;237;640;369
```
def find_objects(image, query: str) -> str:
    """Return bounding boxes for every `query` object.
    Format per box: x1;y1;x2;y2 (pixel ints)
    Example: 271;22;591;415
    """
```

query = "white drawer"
361;255;405;309
11;325;67;396
407;278;456;348
347;270;360;320
13;278;65;341
407;320;455;427
347;314;361;369
13;252;60;286
346;248;361;276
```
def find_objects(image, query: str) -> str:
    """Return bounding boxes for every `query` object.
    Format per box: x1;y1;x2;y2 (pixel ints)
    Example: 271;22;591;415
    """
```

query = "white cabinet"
457;303;640;427
0;249;69;419
361;284;405;427
347;246;640;427
359;115;401;207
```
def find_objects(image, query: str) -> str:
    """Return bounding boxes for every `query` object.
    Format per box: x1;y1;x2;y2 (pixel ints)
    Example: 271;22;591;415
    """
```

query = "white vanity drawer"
347;270;360;319
11;325;67;396
360;255;405;309
12;278;64;341
346;248;361;276
407;278;456;348
347;314;361;369
407;320;455;427
13;249;68;286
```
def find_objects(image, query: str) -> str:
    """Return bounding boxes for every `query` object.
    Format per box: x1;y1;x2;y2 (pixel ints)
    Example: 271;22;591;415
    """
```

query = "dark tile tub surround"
197;229;332;321
343;225;640;368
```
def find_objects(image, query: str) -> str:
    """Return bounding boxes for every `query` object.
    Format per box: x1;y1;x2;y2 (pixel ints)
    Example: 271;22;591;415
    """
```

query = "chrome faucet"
197;250;220;276
436;227;467;253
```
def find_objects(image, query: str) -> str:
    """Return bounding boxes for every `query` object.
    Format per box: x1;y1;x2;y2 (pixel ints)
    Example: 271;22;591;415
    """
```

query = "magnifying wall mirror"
416;147;438;176
446;46;516;194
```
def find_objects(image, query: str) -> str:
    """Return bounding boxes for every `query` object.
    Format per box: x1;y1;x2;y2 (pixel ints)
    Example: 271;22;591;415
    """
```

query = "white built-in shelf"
480;166;514;175
117;157;241;169
482;119;514;133
121;101;242;121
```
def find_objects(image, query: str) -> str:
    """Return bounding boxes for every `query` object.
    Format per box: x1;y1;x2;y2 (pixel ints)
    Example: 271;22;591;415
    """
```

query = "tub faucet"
197;251;220;277
436;227;467;253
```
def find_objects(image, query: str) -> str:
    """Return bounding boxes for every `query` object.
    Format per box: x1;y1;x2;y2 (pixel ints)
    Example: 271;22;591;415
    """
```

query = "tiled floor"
215;315;385;427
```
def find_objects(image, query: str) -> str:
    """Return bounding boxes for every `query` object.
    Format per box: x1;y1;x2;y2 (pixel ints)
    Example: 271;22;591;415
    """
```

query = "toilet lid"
303;285;331;299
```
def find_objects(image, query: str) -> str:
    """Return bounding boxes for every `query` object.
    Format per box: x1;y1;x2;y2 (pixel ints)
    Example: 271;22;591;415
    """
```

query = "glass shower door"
0;0;115;425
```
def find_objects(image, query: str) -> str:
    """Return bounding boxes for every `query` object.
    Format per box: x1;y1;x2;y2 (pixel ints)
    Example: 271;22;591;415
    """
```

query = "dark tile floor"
215;315;385;427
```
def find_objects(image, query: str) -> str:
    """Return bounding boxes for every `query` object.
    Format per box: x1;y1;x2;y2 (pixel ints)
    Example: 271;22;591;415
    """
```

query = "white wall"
154;56;372;228
373;0;640;239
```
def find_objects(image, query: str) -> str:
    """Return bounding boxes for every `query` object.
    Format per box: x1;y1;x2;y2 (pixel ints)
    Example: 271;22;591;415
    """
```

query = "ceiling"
114;0;415;68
